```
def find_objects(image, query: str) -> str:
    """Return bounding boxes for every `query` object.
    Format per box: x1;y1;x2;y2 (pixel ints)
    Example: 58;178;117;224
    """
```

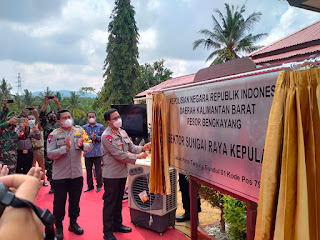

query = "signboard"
165;70;280;202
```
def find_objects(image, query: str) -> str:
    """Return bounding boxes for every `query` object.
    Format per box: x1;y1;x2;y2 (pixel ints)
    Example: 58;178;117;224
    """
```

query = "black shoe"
176;213;190;222
55;225;63;240
104;232;117;240
84;187;94;192
96;186;102;192
113;225;132;233
49;187;54;194
68;222;84;235
43;181;48;187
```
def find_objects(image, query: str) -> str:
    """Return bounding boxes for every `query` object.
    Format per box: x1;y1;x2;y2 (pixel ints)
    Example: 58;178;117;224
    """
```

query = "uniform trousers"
32;148;45;178
179;173;201;213
103;177;127;235
85;156;103;188
44;150;53;184
16;150;33;174
52;177;83;224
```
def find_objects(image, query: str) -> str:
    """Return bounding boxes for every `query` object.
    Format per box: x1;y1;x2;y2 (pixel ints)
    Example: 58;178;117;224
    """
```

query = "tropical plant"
199;186;225;232
193;3;267;65
98;0;140;107
21;89;36;108
136;59;173;94
0;78;12;103
223;195;247;240
63;92;86;120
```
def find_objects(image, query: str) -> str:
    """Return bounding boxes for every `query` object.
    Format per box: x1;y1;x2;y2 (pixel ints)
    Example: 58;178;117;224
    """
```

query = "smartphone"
6;99;14;103
26;107;34;110
45;96;55;99
15;118;25;124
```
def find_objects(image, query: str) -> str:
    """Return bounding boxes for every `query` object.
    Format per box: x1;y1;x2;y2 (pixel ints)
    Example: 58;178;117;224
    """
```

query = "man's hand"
23;118;29;129
137;152;148;159
7;117;17;126
27;167;44;183
78;136;84;148
3;100;8;108
143;142;151;152
32;123;37;131
66;135;71;150
0;174;44;240
53;97;59;104
0;164;9;177
32;108;39;116
52;97;62;110
23;107;28;115
91;132;97;140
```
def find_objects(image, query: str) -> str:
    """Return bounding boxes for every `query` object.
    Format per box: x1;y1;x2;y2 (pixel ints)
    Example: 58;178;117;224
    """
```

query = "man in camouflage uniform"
40;96;62;193
0;117;31;174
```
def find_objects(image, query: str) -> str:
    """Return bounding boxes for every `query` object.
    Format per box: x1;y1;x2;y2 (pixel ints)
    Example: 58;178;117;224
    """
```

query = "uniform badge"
121;131;127;137
106;135;112;143
74;130;81;136
48;134;53;143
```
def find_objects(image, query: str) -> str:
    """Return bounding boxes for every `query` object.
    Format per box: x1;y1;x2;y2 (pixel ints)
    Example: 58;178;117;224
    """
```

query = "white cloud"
1;0;320;94
259;7;320;46
165;58;210;77
139;28;157;50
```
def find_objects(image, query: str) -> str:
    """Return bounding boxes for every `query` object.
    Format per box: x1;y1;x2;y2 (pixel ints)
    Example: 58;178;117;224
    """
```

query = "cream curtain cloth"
149;93;171;195
255;68;320;240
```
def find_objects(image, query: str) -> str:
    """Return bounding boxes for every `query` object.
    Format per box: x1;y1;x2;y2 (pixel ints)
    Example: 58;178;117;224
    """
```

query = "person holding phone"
40;96;62;194
16;113;40;174
28;109;46;184
0;117;31;174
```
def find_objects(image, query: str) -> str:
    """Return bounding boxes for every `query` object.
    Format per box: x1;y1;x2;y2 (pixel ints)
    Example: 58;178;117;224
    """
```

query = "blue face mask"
29;120;36;128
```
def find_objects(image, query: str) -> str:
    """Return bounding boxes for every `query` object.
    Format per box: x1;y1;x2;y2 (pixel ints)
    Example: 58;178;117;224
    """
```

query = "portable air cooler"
128;164;177;235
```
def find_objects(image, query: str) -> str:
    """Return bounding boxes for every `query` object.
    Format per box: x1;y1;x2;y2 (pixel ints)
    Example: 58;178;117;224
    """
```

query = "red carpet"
35;175;188;240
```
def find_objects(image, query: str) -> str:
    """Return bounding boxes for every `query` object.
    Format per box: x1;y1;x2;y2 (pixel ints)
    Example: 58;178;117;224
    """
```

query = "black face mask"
48;116;57;122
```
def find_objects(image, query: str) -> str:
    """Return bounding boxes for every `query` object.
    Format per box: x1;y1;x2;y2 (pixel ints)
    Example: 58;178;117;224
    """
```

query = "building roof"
253;45;320;64
136;21;320;98
249;20;320;58
135;73;195;97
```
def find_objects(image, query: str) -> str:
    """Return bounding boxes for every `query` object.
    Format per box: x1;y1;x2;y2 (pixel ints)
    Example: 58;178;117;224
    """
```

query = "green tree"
0;78;12;103
136;59;173;94
21;89;36;107
55;91;63;103
193;3;267;65
37;87;57;111
98;0;139;107
79;87;96;106
64;92;86;121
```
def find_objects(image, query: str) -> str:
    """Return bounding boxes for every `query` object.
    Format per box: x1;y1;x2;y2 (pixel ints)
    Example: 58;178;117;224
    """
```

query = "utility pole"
17;73;22;95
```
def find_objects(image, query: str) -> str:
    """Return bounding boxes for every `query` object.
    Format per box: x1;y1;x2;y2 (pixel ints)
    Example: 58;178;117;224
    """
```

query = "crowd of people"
0;96;151;240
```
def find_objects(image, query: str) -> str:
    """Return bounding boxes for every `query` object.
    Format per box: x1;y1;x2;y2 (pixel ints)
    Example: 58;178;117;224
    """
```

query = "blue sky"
1;0;319;93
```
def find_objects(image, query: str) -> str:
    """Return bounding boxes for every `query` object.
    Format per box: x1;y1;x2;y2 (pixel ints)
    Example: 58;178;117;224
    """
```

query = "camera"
6;99;14;103
45;96;55;99
15;117;25;124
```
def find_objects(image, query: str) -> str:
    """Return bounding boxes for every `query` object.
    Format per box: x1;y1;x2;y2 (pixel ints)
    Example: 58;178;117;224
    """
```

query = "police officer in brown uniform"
47;109;93;240
101;109;151;240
